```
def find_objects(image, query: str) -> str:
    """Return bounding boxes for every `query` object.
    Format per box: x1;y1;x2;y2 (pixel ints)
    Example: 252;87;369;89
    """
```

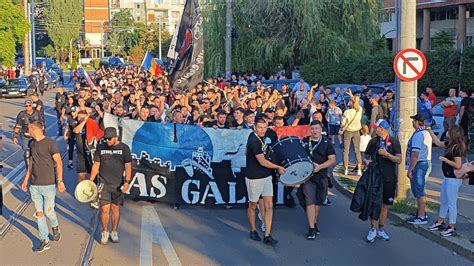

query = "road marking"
140;206;181;266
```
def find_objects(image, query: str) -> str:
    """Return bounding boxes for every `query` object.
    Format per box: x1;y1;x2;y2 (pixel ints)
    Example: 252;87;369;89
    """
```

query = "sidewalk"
331;156;474;261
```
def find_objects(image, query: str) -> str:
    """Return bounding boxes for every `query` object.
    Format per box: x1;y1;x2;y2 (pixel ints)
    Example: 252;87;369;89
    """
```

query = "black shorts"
100;186;124;206
76;153;92;174
383;181;397;205
302;176;328;206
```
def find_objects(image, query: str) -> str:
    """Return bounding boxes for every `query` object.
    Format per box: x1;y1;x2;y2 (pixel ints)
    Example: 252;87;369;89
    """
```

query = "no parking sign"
393;48;427;82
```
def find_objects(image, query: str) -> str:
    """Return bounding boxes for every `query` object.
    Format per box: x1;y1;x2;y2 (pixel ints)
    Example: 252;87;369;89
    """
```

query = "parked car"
0;77;6;88
247;79;300;92
0;78;31;98
99;57;123;68
368;82;395;95
16;57;63;79
49;70;60;88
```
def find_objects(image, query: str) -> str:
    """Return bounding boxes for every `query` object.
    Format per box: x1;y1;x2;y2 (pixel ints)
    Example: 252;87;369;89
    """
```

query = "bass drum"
269;136;313;186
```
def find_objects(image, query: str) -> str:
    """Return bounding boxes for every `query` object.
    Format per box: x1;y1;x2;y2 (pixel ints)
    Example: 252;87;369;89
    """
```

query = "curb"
331;166;474;262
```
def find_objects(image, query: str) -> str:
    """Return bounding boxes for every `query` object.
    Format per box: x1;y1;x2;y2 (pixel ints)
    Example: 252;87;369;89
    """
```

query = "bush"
90;59;100;70
301;46;474;96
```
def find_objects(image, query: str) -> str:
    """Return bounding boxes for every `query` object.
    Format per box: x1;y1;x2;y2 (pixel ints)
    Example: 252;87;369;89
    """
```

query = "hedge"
300;46;474;96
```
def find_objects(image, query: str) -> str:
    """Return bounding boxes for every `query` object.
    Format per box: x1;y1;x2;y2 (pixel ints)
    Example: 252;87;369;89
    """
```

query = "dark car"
0;78;31;98
0;77;6;88
99;57;123;68
368;83;395;95
326;84;364;95
16;57;64;79
247;79;300;92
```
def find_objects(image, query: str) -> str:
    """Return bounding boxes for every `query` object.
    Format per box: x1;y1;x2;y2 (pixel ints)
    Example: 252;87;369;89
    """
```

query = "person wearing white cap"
363;119;401;243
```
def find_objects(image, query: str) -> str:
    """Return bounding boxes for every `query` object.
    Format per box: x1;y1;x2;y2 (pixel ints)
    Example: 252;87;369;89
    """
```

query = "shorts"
100;186;124;206
302;175;328;206
410;160;431;198
245;176;273;203
76;153;92;174
382;181;397;205
328;124;340;136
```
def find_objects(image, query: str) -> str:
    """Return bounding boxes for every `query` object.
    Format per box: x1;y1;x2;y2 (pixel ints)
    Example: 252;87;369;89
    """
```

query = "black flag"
169;0;204;94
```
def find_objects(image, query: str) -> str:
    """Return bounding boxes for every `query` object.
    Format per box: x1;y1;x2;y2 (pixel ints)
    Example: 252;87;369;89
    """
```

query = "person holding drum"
301;120;336;239
245;118;286;246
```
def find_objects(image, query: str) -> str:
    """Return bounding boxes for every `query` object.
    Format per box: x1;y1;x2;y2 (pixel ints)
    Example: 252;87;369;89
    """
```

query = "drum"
269;136;314;186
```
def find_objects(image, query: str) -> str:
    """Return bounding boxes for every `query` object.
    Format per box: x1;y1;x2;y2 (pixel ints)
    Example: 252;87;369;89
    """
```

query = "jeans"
439;178;463;224
343;130;362;167
30;185;59;241
410;160;432;198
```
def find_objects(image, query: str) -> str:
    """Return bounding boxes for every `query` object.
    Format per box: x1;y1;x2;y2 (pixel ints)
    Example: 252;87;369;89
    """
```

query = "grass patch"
339;176;356;193
391;199;440;215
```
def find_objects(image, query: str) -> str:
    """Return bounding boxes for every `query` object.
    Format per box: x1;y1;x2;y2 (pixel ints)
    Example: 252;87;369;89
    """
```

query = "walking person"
245;118;285;246
459;89;471;139
341;96;363;176
325;99;343;147
441;89;458;137
21;121;66;253
406;113;432;225
363;119;402;242
427;125;467;237
301;120;336;239
54;87;67;136
89;127;132;244
12;100;43;170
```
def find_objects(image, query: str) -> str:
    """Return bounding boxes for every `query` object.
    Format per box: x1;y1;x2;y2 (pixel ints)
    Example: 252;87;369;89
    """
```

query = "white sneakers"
366;229;377;243
101;231;109;245
367;229;390;243
101;231;119;244
344;169;349;175
110;231;119;243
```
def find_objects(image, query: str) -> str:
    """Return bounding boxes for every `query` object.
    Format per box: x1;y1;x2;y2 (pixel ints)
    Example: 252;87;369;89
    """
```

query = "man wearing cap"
406;113;432;225
363;119;402;243
90;127;132;245
12;100;43;169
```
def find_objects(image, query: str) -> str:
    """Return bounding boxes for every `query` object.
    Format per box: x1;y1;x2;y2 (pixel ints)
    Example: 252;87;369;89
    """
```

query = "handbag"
339;109;359;136
454;158;474;179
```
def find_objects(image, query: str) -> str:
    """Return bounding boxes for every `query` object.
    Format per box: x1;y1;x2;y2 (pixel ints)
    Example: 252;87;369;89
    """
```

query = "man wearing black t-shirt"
302;120;336;239
21;121;66;253
90;127;132;245
363;119;401;243
246;119;285;246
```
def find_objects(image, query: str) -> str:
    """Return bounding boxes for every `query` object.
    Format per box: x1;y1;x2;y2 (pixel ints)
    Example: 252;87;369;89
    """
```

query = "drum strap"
308;137;323;156
254;133;266;151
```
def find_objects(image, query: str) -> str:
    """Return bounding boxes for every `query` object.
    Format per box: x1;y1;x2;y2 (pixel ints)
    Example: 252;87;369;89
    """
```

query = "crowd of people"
12;64;474;251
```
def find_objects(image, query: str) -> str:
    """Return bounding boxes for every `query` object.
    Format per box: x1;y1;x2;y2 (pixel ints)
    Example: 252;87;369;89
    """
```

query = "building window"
172;11;180;22
381;12;392;22
136;4;141;9
155;0;166;4
431;8;458;21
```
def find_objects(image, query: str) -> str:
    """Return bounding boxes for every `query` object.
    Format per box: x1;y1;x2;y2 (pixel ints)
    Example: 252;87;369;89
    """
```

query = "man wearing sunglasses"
90;127;132;245
12;100;43;169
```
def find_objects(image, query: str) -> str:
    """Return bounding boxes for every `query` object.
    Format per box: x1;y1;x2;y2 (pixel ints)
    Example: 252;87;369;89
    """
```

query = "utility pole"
158;16;162;59
396;0;417;199
31;0;36;67
224;0;232;79
23;0;30;75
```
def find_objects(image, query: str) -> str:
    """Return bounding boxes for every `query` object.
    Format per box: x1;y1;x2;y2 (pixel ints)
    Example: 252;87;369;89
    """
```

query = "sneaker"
306;228;316;240
377;230;390;241
52;226;61;241
344;169;348;175
409;213;428;219
67;163;73;169
260;222;266;232
263;235;278;246
90;201;99;209
323;198;332;206
34;240;51;253
366;229;377;243
357;169;362;176
110;231;119;243
440;226;456;237
101;231;109;245
407;216;428;225
249;230;261;241
314;224;321;235
429;221;445;231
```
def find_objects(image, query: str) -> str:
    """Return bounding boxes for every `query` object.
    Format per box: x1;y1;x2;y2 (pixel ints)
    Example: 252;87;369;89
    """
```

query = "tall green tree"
44;0;82;64
0;0;29;67
432;30;455;51
139;25;172;57
203;0;383;77
109;10;142;54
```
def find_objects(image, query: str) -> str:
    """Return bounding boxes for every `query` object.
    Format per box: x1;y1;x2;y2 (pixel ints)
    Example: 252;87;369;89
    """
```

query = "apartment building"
381;0;474;51
83;0;110;58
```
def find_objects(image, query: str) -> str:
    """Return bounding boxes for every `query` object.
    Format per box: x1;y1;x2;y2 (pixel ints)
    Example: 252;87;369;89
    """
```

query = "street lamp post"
158;16;162;59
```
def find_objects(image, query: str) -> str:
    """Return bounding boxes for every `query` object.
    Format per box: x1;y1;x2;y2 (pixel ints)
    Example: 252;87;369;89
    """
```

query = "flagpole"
140;50;149;70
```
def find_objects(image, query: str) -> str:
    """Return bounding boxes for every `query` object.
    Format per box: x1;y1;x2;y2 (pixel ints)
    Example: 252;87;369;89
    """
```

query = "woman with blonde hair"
341;95;363;176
